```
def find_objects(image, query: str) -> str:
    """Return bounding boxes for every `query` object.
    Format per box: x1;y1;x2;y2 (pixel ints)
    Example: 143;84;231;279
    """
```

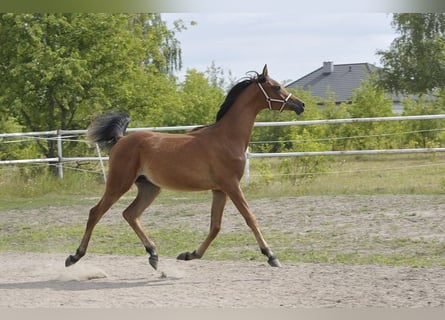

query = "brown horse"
65;65;304;270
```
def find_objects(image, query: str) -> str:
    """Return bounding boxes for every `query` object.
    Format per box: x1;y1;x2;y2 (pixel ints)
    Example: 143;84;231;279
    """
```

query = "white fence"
2;114;445;183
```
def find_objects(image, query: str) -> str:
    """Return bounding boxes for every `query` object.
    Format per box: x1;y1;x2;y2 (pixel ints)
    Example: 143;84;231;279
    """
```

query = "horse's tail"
87;111;131;149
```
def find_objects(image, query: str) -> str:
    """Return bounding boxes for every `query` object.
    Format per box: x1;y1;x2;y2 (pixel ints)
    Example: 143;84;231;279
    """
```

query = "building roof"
286;62;379;103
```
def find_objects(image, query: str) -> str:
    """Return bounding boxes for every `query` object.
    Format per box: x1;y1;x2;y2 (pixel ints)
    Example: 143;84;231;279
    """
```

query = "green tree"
319;97;350;151
205;61;236;91
401;93;445;148
346;80;399;150
0;13;182;162
177;69;225;126
377;13;445;94
0;116;40;161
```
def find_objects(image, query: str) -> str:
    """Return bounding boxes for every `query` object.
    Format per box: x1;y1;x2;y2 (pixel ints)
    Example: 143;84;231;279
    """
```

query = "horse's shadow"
0;277;176;292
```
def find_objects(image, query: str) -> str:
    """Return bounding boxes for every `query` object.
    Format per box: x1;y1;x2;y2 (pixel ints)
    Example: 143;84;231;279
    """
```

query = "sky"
162;13;397;85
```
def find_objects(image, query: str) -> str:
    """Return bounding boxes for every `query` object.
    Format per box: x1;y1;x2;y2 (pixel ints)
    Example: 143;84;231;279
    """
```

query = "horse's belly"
141;167;217;191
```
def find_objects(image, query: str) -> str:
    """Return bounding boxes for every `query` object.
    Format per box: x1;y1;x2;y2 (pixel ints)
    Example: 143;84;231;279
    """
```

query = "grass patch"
2;153;445;211
244;153;445;197
1;220;444;268
3;153;445;209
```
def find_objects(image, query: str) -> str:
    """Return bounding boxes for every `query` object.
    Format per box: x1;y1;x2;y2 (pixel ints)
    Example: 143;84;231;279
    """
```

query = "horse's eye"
272;85;281;91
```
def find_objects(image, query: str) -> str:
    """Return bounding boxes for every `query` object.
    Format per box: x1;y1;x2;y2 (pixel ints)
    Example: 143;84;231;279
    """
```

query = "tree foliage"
178;69;225;126
2;13;445;182
401;93;445;148
0;13;183;159
377;13;445;94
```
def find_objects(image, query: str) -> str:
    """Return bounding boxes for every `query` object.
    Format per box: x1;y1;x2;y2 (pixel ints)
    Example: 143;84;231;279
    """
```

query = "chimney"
322;61;334;75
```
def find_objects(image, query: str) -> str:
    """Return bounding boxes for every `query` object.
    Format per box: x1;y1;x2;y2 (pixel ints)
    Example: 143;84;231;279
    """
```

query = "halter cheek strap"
257;82;293;112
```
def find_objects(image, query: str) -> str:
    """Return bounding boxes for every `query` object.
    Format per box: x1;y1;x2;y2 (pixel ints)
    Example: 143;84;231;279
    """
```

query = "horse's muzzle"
288;100;305;115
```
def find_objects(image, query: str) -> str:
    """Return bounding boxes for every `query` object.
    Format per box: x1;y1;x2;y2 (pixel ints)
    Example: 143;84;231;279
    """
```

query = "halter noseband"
257;82;293;112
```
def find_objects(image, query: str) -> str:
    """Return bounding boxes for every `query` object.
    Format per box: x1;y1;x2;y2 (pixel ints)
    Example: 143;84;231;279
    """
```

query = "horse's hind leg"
122;176;161;270
65;170;135;267
65;193;121;267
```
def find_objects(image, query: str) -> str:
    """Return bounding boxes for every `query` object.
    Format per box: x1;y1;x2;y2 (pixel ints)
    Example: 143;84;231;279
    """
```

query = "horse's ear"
261;64;268;77
258;64;268;83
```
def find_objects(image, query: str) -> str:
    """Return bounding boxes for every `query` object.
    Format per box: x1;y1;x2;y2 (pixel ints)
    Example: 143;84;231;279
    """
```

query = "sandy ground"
1;195;445;308
0;252;445;308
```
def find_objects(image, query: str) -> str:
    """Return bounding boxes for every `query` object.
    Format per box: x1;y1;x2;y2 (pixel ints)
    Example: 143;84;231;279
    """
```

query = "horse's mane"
215;72;260;121
191;73;259;132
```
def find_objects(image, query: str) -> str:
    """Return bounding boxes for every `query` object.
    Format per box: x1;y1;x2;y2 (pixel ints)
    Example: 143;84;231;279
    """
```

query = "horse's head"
257;64;305;115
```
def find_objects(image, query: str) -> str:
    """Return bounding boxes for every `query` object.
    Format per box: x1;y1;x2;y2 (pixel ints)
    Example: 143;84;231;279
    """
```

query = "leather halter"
257;82;293;112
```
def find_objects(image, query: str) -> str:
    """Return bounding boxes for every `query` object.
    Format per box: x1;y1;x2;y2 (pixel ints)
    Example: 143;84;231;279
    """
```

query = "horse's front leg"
226;184;281;267
177;190;227;261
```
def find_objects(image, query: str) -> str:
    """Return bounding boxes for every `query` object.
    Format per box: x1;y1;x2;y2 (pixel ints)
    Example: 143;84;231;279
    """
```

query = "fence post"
244;147;250;187
57;129;63;179
96;143;107;183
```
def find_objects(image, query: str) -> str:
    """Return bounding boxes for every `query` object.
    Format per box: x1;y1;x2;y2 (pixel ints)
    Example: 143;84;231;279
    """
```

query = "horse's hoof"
268;256;282;267
65;255;78;267
149;255;158;270
177;251;197;261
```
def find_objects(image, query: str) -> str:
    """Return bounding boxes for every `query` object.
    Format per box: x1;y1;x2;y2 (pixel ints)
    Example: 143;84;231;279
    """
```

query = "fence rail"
2;114;445;182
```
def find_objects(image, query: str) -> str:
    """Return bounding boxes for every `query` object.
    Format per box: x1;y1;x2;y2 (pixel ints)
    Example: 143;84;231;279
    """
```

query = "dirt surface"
0;252;444;308
1;195;445;307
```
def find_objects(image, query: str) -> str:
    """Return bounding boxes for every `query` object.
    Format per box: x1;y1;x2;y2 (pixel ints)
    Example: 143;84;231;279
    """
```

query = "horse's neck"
215;89;263;152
